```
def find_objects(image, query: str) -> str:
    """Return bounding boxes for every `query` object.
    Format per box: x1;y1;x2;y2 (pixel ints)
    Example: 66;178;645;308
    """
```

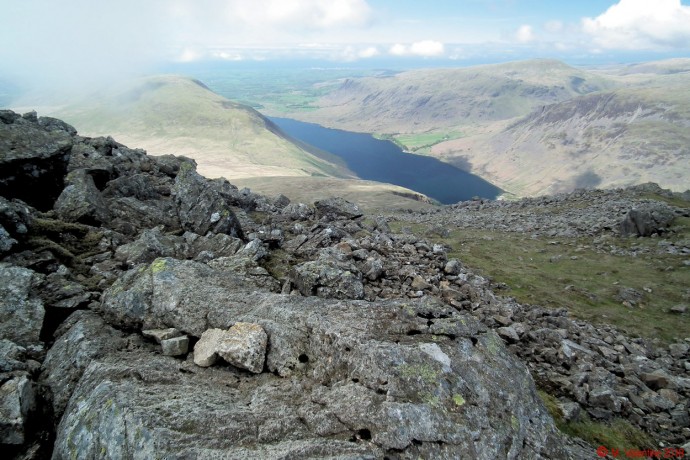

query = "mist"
0;1;181;105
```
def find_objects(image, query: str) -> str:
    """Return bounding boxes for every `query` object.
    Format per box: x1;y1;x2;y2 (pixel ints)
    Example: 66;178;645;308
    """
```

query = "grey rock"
115;227;182;266
194;323;266;372
193;328;225;367
497;326;520;343
559;401;581;422
142;328;182;343
0;376;35;444
40;311;127;417
161;336;189;356
670;305;688;314
620;206;675;237
54;169;110;224
56;287;573;459
0;224;17;254
0;264;44;347
172;162;243;238
0;114;72;210
444;259;462;275
588;388;621;413
291;259;364;300
314;197;363;219
281;202;314;220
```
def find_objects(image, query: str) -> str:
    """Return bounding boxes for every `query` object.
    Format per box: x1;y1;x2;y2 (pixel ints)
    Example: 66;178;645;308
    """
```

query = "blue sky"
1;0;689;90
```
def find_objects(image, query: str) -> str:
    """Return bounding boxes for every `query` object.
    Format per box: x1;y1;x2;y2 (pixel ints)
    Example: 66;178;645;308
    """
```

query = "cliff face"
0;110;589;458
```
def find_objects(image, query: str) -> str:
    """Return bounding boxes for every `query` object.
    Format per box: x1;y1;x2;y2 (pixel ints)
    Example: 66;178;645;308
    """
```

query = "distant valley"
267;58;690;197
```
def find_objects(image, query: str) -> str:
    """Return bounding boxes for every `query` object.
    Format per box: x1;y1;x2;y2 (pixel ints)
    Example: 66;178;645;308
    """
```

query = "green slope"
52;75;352;180
281;59;616;137
434;73;690;196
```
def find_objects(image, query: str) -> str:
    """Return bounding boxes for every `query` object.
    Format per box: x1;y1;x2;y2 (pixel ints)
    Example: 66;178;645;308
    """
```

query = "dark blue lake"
269;117;502;204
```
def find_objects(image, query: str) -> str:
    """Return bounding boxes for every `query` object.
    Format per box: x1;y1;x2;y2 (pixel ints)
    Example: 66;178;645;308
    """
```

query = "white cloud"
410;40;445;56
583;0;690;49
389;43;408;56
389;40;445;57
515;25;536;43
358;46;380;58
227;0;372;30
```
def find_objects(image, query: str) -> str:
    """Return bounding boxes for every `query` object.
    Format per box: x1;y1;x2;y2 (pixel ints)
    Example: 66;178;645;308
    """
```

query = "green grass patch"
390;219;690;343
538;391;654;451
376;131;464;154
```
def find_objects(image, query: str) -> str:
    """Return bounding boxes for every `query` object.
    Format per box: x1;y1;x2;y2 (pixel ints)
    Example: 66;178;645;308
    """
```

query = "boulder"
161;336;189;357
619;205;675;237
172;162;243;238
57;286;574;459
0;113;72;210
40;311;128;417
54;169;110;225
0;264;44;347
291;259;364;300
194;323;267;373
0;376;35;445
314;197;363;219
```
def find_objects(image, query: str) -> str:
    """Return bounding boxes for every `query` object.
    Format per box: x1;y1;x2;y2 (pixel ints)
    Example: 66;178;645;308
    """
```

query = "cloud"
226;0;373;30
582;0;690;49
515;25;536;43
389;40;445;57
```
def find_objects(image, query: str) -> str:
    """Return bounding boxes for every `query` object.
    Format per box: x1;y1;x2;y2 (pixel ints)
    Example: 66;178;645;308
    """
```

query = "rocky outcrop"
4;110;686;458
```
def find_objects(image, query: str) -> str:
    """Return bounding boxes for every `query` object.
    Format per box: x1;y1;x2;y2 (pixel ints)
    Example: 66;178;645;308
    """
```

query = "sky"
1;0;689;92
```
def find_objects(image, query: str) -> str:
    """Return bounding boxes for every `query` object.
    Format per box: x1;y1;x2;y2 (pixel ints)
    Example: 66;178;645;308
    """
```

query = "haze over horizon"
1;0;689;97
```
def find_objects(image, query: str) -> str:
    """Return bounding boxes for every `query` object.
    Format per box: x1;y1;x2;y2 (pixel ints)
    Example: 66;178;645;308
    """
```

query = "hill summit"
2;110;689;458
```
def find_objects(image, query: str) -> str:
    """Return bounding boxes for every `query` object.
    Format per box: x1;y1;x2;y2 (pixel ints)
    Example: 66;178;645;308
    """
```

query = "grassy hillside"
280;59;615;139
433;73;690;196
51;75;353;180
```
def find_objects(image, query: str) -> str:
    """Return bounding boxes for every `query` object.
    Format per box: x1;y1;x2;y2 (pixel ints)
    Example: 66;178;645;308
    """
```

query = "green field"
376;131;465;154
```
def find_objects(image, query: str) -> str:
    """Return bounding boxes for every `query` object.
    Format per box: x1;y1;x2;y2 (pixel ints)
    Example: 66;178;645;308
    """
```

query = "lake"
269;117;502;204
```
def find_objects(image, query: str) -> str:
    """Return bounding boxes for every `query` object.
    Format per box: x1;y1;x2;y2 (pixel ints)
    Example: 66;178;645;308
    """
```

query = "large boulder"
291;259;365;300
40;311;128;418
172;162;243;238
0;375;35;445
619;204;675;237
314;197;363;219
54;169;110;225
0;264;45;348
89;258;577;458
0;111;72;210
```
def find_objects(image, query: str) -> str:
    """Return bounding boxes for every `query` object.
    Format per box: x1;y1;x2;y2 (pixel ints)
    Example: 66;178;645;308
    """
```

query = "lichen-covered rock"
172;162;243;238
40;311;128;417
291;259;364;300
54;169;110;225
0;376;35;445
91;259;577;458
0;264;44;347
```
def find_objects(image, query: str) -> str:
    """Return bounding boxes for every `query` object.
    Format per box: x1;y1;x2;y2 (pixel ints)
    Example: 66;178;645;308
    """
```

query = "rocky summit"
0;109;687;459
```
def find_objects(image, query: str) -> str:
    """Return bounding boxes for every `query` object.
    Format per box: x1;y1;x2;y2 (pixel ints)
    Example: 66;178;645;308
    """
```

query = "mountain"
281;59;615;134
50;75;353;181
3;110;687;457
433;74;690;196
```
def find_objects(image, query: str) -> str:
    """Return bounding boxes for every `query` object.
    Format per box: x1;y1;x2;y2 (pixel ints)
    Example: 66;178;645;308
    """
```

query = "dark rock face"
0;111;73;210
